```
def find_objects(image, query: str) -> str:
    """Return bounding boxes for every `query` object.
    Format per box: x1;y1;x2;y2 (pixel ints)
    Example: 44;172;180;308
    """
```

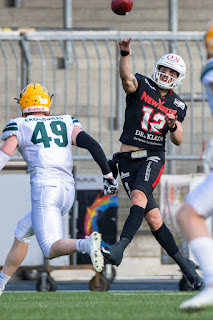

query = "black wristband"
120;50;129;56
169;123;177;132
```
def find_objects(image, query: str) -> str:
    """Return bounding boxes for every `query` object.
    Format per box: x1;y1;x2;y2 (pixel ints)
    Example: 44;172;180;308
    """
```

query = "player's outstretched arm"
72;127;118;195
0;135;18;171
118;38;138;94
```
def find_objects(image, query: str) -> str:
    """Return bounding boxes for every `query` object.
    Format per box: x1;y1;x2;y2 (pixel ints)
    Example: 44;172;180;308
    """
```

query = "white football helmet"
151;53;186;90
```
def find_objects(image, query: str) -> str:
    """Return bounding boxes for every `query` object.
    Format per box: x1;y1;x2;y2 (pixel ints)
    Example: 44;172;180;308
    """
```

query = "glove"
103;177;118;195
108;153;119;179
108;159;118;179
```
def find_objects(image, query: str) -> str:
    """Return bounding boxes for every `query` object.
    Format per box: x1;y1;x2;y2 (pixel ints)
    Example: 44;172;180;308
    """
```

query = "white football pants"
185;171;213;219
15;182;75;258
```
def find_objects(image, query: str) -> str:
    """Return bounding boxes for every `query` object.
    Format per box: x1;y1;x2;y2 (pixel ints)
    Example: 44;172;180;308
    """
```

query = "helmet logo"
27;107;46;112
167;54;179;62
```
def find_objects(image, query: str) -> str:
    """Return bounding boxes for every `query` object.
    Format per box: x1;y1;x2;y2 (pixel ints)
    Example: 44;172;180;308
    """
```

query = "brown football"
111;0;133;16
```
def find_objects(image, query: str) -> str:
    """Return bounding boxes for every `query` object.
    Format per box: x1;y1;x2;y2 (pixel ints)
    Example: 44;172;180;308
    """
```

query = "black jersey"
119;74;187;151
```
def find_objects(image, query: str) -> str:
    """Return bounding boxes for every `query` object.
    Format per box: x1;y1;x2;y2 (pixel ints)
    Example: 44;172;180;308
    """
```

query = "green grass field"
0;291;213;320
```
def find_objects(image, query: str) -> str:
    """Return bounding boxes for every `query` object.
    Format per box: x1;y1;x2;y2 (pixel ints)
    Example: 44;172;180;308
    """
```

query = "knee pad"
15;215;34;243
34;230;54;259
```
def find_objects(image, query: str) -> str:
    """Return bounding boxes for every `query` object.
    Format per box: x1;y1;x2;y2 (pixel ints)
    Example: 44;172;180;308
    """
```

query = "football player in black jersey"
101;38;202;290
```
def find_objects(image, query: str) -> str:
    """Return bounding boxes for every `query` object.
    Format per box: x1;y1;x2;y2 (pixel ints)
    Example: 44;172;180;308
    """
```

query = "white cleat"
179;287;213;312
87;232;104;273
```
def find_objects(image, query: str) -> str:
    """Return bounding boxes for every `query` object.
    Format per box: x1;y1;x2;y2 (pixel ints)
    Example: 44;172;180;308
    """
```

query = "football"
111;0;133;16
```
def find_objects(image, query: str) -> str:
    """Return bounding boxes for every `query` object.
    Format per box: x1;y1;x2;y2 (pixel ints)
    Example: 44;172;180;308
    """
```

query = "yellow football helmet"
205;21;213;58
18;83;52;115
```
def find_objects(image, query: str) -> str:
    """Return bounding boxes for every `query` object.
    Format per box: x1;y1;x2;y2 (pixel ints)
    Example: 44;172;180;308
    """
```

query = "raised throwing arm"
118;38;138;94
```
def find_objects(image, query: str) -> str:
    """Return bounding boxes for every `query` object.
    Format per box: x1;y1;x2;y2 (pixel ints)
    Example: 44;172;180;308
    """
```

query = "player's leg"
2;238;29;277
178;205;213;311
101;189;146;266
31;183;75;258
0;211;33;295
62;184;104;272
0;238;29;296
32;183;104;272
177;173;213;310
101;155;154;266
145;204;202;290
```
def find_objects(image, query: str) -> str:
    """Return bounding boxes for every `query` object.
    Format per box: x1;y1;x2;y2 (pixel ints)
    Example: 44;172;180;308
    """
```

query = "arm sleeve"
76;131;111;175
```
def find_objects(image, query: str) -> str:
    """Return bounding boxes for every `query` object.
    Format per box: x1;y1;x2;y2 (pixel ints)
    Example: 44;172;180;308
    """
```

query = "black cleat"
183;260;203;291
101;241;124;266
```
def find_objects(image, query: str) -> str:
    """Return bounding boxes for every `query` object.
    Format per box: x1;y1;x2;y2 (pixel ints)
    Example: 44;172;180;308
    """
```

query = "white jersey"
186;57;213;217
201;56;213;116
1;114;82;187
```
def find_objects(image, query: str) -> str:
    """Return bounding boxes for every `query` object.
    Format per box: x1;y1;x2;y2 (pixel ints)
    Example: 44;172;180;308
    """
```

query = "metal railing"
0;30;208;172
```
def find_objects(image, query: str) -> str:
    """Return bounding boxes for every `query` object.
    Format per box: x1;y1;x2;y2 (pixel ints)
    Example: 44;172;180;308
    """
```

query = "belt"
114;150;148;160
129;150;148;159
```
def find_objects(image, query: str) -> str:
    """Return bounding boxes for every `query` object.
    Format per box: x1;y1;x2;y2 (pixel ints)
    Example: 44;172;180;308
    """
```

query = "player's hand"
165;114;177;130
118;38;132;55
103;177;118;195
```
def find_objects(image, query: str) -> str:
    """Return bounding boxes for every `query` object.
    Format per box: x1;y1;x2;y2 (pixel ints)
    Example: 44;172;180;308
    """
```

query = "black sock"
151;223;179;257
172;251;191;274
120;205;145;244
152;223;197;282
119;237;131;251
152;224;194;273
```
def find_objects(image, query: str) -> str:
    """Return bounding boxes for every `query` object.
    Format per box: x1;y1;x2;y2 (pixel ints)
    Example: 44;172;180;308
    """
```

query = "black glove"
108;153;119;179
103;177;118;195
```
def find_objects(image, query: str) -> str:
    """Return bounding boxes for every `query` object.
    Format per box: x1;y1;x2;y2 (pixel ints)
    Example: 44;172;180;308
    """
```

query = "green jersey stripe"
3;127;18;132
5;122;17;127
71;116;79;123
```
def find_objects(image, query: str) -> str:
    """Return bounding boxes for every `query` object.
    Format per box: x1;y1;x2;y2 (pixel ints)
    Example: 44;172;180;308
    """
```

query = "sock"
152;223;179;257
152;224;194;274
119;237;131;251
0;271;11;292
120;205;145;242
172;251;192;274
76;239;88;254
189;237;213;286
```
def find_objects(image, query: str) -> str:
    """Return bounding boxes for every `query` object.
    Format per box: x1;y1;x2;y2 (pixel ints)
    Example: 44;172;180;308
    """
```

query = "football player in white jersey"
178;22;213;311
0;83;118;295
